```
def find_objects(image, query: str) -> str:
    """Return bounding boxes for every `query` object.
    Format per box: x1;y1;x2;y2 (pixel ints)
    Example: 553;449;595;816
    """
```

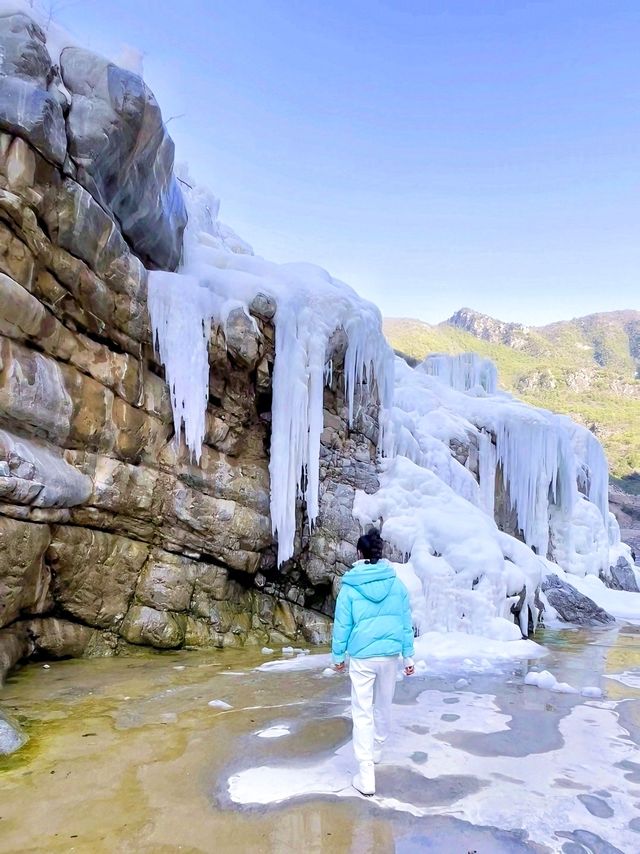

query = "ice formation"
146;156;632;639
355;354;631;641
148;176;393;564
524;669;579;694
423;352;498;394
524;669;603;697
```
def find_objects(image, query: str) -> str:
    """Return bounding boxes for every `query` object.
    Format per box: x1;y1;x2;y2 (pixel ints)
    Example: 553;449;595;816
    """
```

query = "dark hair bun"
357;528;384;564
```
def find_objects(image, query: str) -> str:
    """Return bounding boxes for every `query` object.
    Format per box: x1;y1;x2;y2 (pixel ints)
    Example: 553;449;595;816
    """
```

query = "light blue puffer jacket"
331;559;415;664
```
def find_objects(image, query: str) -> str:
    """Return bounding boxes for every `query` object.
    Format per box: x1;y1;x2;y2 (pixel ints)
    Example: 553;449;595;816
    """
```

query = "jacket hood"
342;559;396;603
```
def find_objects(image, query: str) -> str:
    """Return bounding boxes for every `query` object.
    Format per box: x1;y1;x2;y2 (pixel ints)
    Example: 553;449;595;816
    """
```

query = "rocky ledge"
0;10;380;681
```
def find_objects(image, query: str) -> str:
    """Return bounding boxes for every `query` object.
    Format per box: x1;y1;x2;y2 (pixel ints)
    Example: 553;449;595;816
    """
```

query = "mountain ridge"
445;307;640;375
384;308;640;480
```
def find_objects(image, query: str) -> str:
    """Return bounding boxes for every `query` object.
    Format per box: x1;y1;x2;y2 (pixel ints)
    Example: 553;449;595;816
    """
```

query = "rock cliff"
447;308;532;350
0;11;379;680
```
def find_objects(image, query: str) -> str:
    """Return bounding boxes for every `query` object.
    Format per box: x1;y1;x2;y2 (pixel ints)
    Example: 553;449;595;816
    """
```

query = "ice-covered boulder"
541;574;615;626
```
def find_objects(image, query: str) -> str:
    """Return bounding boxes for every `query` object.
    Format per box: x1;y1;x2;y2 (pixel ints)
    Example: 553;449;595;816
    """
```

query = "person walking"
332;528;415;796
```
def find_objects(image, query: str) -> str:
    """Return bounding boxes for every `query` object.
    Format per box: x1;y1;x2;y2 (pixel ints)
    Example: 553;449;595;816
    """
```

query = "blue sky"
53;0;638;325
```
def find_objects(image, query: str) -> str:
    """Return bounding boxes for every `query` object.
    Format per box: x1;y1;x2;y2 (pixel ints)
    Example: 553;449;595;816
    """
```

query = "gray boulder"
0;13;67;164
0;710;26;756
60;47;186;270
602;557;640;593
542;574;615;626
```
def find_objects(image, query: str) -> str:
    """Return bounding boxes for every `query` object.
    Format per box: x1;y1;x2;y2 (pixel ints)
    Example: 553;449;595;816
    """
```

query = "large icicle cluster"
148;177;394;565
423;352;498;394
356;353;631;641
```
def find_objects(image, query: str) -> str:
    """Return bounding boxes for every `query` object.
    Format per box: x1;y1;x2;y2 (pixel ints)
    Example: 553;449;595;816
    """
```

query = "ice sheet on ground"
257;634;544;676
605;671;640;690
228;684;640;851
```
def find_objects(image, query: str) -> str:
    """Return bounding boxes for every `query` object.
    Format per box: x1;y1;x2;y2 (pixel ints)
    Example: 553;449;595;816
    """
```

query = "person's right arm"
331;587;353;670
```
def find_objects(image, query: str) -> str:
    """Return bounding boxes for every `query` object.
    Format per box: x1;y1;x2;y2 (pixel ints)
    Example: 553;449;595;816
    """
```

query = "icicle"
569;422;609;523
147;273;214;461
478;429;497;517
492;415;577;556
422;353;498;395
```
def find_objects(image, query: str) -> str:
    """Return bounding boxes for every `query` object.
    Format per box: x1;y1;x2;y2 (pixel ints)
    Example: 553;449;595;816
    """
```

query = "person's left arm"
400;583;415;674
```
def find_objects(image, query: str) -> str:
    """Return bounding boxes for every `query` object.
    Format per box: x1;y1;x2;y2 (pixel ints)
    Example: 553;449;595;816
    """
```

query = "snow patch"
524;670;579;694
255;725;290;739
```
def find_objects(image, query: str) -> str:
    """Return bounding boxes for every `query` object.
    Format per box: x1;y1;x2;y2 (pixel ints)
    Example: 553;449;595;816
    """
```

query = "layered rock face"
0;12;378;679
0;13;186;269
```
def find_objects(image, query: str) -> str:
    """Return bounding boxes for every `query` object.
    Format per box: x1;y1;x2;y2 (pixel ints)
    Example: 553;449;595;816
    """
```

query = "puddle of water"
0;628;638;852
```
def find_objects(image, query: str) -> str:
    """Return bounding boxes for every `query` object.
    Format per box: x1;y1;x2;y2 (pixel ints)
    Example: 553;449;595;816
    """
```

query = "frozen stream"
1;627;640;853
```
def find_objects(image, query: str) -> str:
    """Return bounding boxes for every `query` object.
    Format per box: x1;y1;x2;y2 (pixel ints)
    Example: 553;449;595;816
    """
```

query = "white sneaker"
373;747;382;764
352;761;375;795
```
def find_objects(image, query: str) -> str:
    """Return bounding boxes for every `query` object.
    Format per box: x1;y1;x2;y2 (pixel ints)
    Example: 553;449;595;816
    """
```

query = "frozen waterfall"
355;353;624;640
422;352;498;395
147;176;625;643
148;178;394;565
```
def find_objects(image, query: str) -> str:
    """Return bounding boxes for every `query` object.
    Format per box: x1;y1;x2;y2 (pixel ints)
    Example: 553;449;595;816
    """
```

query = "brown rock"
0;429;92;508
273;600;298;639
0;516;51;629
190;564;231;617
293;605;333;644
119;605;185;649
183;616;221;648
68;452;158;517
225;308;260;369
0;336;73;442
0;622;33;684
5;137;35;190
134;549;197;612
29;617;94;658
159;476;270;572
48;527;148;629
0;222;35;288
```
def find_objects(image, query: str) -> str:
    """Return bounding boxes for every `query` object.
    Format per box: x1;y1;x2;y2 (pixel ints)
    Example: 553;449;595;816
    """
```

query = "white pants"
349;655;398;763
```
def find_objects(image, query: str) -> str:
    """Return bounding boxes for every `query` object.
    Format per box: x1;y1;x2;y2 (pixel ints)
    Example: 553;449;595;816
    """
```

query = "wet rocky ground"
1;626;639;853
